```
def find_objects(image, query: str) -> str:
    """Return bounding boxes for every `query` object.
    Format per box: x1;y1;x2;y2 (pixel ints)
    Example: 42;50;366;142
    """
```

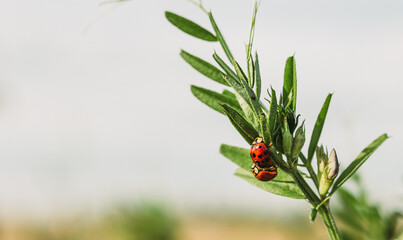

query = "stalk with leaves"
165;1;388;239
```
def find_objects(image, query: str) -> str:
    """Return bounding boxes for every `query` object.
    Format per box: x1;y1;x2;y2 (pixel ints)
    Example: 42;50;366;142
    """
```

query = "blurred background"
0;0;402;239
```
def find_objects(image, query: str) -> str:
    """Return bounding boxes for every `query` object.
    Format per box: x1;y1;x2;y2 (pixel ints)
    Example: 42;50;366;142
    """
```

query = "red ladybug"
250;137;273;168
251;163;278;181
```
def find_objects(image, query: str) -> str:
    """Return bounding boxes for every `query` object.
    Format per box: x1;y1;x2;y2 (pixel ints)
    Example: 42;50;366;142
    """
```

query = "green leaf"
268;88;278;140
208;12;234;63
330;134;388;195
219;144;251;170
247;54;255;88
220;74;251;111
237;79;263;128
220;104;258;145
165;11;217;41
307;93;333;163
214;52;262;128
190;85;242;115
238;76;262;116
219;144;293;182
283;56;297;110
216;69;256;124
235;168;305;199
235;93;259;130
213;52;239;83
259;114;270;144
336;188;367;232
180;50;228;86
233;60;248;84
246;0;259;58
259;100;268;114
222;89;236;98
254;52;262;100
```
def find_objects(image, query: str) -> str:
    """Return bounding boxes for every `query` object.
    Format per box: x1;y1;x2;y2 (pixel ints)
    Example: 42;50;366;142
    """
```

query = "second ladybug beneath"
251;163;278;181
250;137;273;168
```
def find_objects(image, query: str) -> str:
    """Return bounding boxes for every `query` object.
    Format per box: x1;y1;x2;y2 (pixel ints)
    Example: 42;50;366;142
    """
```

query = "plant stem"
291;169;320;204
317;205;340;240
271;149;340;239
299;153;319;189
291;170;340;240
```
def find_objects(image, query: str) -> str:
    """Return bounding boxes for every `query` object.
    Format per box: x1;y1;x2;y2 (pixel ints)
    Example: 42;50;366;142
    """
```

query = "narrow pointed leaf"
235;168;305;199
213;53;239;82
259;114;270;144
208;12;234;63
220;104;258;144
254;52;261;100
180;50;228;86
233;60;248;84
235;79;262;128
219;144;252;170
330;134;388;195
219;144;293;182
307;93;333;163
247;54;255;88
222;90;257;124
165;11;217;41
220;74;248;104
283;56;297;110
214;52;261;127
235;93;258;128
222;89;236;98
191;85;242;115
259;100;268;113
246;0;258;58
218;69;256;123
268;88;278;139
239;77;262;116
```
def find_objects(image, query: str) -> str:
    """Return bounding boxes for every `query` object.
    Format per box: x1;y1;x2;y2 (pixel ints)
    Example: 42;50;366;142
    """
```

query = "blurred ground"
0;203;327;240
0;192;401;240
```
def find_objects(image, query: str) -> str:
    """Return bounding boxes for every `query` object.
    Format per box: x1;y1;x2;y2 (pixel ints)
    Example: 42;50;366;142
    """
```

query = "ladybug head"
251;163;259;174
252;137;264;145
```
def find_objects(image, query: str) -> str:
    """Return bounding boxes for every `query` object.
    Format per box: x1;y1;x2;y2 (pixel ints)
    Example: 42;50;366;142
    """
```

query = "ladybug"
250;137;273;168
251;163;278;181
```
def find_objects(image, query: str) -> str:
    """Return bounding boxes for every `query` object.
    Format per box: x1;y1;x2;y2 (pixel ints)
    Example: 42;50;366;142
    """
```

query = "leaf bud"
327;149;339;180
316;145;328;179
291;123;305;159
282;117;293;157
309;208;318;223
319;148;339;197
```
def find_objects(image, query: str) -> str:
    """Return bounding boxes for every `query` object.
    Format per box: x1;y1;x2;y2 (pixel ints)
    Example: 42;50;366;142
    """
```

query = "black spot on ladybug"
252;153;256;158
264;150;269;155
258;154;263;159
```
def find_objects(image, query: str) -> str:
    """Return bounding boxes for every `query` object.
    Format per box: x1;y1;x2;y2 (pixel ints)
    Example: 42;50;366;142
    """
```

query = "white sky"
0;0;402;218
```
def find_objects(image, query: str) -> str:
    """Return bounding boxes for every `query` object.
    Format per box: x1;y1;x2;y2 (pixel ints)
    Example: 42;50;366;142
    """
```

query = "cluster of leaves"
335;176;403;240
165;1;387;204
166;1;304;199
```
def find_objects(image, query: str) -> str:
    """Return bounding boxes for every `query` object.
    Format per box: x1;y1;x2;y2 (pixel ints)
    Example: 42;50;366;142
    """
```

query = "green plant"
110;202;178;240
335;175;403;240
165;1;388;239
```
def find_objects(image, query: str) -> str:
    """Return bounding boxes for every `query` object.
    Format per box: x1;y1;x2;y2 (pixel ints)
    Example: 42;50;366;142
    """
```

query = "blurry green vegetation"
108;202;178;240
335;176;403;240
